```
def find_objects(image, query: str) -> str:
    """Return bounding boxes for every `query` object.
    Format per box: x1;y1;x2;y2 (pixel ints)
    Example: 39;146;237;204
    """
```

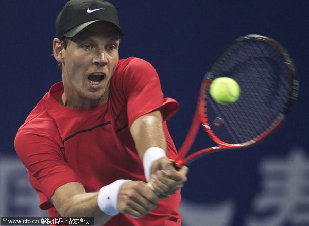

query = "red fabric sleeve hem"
128;97;179;128
162;98;179;121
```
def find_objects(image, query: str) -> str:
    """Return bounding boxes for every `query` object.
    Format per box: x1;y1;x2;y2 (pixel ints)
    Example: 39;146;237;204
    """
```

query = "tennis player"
14;0;188;225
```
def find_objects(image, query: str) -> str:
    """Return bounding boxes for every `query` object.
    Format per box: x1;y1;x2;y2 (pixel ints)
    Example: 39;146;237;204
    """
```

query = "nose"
93;50;108;66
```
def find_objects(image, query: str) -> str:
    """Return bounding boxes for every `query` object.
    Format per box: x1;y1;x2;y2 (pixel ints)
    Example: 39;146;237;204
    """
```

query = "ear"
53;38;65;64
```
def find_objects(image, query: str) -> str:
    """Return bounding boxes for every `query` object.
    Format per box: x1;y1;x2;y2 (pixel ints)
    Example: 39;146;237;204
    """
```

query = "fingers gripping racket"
174;34;298;168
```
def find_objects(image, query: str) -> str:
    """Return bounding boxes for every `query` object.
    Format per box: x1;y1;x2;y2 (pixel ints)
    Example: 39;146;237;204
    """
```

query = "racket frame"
174;34;298;168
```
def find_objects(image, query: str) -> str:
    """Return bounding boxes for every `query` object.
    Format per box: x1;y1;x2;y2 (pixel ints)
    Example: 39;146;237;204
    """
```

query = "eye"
80;43;93;51
107;44;118;52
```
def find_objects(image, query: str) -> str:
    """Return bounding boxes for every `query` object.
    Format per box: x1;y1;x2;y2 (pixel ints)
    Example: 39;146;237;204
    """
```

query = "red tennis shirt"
15;57;182;225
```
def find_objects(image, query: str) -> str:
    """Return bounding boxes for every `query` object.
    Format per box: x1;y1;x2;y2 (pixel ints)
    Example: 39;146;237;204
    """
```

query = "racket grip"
173;160;183;170
147;182;160;196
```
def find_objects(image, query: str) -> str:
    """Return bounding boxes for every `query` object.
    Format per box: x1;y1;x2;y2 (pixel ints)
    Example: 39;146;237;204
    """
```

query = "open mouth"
88;73;106;83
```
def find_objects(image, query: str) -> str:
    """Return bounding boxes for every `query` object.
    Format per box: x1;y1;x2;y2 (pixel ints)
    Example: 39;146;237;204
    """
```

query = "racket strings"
206;38;292;144
252;41;291;110
209;52;272;142
242;42;283;121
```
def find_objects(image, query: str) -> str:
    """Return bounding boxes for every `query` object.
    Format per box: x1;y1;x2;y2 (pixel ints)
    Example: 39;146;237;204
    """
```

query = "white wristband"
143;147;166;181
97;179;131;216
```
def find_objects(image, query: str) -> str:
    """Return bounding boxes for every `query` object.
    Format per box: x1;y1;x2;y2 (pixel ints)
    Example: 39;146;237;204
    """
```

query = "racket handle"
173;160;183;170
147;182;160;196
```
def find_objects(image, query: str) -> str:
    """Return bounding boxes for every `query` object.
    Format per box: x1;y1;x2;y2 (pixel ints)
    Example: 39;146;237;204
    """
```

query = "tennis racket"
174;34;298;169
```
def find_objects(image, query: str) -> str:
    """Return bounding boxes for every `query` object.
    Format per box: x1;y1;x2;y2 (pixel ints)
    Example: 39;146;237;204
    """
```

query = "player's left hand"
149;157;188;198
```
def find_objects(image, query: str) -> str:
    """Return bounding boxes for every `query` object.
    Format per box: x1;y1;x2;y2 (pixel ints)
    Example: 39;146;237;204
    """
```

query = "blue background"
1;1;308;225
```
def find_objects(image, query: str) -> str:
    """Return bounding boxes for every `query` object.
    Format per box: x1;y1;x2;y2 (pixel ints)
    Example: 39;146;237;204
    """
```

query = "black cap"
56;0;124;38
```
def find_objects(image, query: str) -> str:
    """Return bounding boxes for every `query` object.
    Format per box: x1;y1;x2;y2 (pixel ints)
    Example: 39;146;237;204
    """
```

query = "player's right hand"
116;181;159;218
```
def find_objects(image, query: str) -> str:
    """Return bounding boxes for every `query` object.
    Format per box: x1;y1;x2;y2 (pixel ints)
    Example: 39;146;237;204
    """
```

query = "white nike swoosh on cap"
87;8;105;13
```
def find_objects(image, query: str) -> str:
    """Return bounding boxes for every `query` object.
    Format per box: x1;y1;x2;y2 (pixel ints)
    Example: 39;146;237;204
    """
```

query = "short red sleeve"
122;58;179;126
14;127;82;209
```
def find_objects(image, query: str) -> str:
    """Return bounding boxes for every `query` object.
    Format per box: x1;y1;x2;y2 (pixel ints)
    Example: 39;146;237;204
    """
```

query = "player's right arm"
51;180;159;225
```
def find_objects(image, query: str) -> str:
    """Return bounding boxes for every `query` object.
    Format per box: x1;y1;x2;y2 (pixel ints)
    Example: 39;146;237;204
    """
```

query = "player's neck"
58;90;109;109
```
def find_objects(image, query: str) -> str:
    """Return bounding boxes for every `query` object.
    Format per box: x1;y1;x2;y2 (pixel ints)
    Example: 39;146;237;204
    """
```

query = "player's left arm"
130;109;188;197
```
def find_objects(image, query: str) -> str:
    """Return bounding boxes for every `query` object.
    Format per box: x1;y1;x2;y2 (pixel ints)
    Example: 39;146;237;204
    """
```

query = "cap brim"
63;21;99;37
63;20;124;38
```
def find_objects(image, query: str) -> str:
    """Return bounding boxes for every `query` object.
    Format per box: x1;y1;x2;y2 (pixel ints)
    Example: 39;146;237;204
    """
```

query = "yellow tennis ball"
209;77;240;105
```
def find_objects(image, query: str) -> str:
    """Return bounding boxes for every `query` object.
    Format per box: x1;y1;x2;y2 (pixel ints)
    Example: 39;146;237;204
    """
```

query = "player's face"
58;22;120;108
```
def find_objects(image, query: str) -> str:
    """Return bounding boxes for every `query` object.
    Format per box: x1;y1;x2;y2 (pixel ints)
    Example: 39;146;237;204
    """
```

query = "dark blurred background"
1;1;308;226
